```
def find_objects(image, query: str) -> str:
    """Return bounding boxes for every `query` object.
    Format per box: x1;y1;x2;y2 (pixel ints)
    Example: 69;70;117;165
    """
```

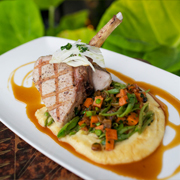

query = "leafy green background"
0;0;180;76
0;0;44;54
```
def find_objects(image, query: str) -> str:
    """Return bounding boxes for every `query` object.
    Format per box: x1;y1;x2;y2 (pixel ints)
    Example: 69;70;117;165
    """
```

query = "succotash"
45;81;154;151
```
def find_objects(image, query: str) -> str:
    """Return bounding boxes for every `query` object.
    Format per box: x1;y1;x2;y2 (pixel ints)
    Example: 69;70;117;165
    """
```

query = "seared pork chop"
32;55;94;127
33;12;122;127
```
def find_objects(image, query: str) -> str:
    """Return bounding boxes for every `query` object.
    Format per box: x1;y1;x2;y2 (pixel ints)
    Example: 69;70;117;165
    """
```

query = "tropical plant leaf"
57;28;96;44
143;45;180;73
33;0;64;9
103;41;144;60
97;0;180;75
98;0;180;51
55;10;89;35
0;0;44;55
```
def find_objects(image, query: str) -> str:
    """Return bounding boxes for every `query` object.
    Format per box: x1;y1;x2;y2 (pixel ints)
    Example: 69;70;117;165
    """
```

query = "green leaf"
143;45;180;73
97;0;180;75
57;27;96;44
0;0;44;55
33;0;64;9
98;0;180;51
102;41;144;60
55;10;89;34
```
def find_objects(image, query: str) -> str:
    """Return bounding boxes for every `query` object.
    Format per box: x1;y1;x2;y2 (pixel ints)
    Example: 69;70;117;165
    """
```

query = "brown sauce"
9;63;180;179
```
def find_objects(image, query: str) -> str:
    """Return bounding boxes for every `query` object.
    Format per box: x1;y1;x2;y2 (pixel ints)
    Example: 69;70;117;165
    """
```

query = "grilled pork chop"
32;55;94;127
33;12;122;127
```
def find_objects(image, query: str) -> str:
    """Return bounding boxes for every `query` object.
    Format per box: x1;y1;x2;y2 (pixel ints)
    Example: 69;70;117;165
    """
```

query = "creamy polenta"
35;93;165;165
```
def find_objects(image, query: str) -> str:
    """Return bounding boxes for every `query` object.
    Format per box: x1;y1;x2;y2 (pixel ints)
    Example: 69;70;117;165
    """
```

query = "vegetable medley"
45;81;154;151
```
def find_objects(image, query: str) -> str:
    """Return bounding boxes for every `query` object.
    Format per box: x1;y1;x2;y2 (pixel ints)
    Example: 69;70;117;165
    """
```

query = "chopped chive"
61;43;72;50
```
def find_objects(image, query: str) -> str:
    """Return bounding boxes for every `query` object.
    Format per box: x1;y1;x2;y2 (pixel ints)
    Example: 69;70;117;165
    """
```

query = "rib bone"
89;12;123;47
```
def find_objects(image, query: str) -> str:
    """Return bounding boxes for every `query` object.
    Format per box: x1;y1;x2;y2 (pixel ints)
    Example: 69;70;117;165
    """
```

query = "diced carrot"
93;96;104;108
81;127;88;131
135;92;146;102
128;84;139;93
105;139;114;151
78;120;86;126
83;98;93;108
105;128;117;140
95;125;104;131
90;115;99;127
127;112;139;126
116;89;127;98
119;95;128;106
116;117;126;123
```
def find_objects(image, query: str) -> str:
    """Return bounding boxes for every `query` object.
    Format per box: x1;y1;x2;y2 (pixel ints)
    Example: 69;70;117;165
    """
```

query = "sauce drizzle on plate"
9;62;180;179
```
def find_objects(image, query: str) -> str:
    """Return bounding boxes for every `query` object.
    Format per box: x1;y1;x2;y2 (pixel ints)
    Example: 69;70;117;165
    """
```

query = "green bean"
57;116;80;138
100;106;125;116
131;103;140;111
69;125;81;136
88;127;94;133
99;133;105;139
138;111;154;134
111;103;119;107
45;115;50;127
107;88;120;94
139;116;154;134
86;111;96;117
47;118;54;126
117;95;136;118
116;123;124;130
103;90;109;97
105;97;112;102
117;126;135;135
136;103;149;133
111;81;126;89
100;101;112;114
44;111;49;116
69;131;76;136
116;130;135;142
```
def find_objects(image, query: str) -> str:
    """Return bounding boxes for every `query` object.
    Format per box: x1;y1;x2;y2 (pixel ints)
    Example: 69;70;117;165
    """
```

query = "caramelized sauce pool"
9;64;180;179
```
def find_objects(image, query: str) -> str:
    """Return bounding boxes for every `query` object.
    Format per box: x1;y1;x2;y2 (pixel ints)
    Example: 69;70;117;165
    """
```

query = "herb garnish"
76;44;89;53
61;43;72;50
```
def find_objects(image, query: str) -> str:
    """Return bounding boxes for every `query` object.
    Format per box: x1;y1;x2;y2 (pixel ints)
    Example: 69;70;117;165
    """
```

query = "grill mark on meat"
34;68;71;86
34;60;50;69
41;85;74;99
48;103;62;111
54;64;60;120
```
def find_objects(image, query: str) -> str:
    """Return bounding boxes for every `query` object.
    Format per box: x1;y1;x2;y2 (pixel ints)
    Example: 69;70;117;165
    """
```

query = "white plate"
0;37;180;180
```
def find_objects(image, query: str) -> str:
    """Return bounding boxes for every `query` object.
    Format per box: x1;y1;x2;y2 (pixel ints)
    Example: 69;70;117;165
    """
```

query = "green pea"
95;99;101;104
95;129;102;136
96;122;101;126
